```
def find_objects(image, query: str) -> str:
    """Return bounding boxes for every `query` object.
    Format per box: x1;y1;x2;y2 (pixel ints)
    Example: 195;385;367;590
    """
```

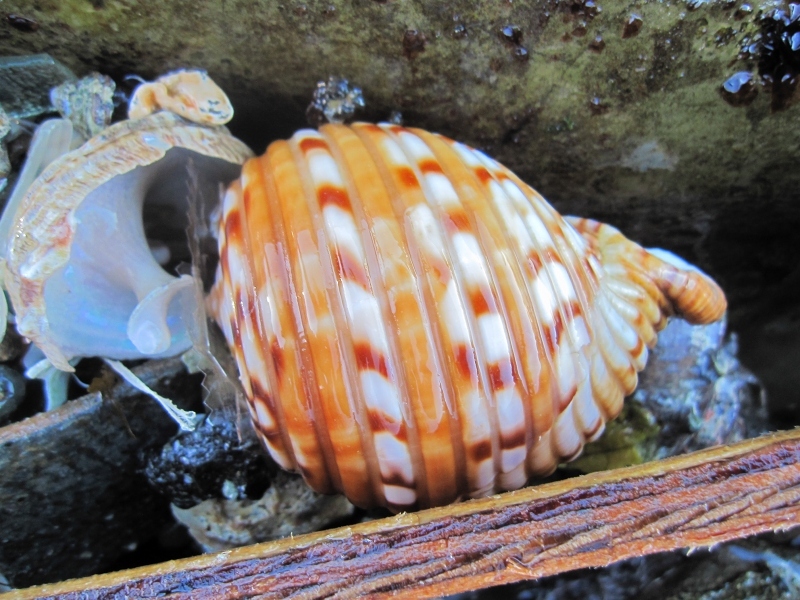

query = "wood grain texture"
5;428;800;600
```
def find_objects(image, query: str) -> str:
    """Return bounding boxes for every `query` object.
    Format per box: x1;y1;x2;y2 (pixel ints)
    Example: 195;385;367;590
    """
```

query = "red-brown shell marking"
208;123;727;511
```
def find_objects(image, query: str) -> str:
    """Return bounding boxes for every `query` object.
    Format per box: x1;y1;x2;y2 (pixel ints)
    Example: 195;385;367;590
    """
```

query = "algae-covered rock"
0;0;796;201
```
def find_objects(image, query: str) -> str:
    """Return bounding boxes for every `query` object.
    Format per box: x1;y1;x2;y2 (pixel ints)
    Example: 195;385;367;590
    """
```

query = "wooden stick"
5;429;800;600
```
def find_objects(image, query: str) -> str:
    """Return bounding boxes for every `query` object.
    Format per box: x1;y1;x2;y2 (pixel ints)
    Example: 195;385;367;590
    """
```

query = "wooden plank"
5;428;799;599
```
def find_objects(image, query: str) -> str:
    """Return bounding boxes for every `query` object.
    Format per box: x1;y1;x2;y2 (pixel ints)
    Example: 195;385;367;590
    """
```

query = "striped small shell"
208;123;726;511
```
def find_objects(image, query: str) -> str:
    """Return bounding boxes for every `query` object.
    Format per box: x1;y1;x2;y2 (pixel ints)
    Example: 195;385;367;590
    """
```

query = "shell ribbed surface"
209;123;726;510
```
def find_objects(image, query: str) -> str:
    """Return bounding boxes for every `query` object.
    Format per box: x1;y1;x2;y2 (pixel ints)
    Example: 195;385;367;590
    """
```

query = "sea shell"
2;110;252;371
128;70;234;126
208;122;727;511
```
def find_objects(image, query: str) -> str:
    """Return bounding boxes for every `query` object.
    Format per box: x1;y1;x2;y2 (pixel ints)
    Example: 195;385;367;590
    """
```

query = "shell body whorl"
209;122;726;511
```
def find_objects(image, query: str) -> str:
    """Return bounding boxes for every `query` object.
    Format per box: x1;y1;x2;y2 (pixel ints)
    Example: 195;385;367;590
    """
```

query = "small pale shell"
208;122;727;511
128;70;234;126
3;111;252;371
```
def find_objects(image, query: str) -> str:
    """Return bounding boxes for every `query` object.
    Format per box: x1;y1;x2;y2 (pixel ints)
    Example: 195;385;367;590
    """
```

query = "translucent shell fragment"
3;111;252;371
208;123;727;511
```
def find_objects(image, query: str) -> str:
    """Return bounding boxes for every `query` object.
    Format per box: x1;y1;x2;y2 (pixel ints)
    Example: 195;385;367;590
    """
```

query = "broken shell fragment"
3;110;252;371
128;70;235;126
0;119;75;250
0;118;75;344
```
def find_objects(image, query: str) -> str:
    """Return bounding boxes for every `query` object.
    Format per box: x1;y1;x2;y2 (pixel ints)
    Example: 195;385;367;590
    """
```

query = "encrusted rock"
171;470;355;553
50;72;116;141
144;411;272;509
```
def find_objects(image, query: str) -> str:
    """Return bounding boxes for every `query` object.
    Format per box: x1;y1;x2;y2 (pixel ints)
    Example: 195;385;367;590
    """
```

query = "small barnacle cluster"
304;76;365;127
49;72;115;140
558;0;602;43
735;2;800;109
499;24;530;61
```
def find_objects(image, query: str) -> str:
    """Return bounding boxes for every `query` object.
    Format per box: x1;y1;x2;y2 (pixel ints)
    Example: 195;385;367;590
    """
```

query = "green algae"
564;401;662;473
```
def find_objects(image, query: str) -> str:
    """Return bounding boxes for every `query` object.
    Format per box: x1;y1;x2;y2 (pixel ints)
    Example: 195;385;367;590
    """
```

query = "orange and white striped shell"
208;123;727;511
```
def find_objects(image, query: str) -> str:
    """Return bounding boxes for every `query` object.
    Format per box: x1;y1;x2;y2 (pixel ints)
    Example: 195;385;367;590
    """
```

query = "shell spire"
566;217;727;326
209;122;728;511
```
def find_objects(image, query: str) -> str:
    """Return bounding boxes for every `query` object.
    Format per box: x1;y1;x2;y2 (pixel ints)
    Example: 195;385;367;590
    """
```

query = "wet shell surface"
209;122;727;511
